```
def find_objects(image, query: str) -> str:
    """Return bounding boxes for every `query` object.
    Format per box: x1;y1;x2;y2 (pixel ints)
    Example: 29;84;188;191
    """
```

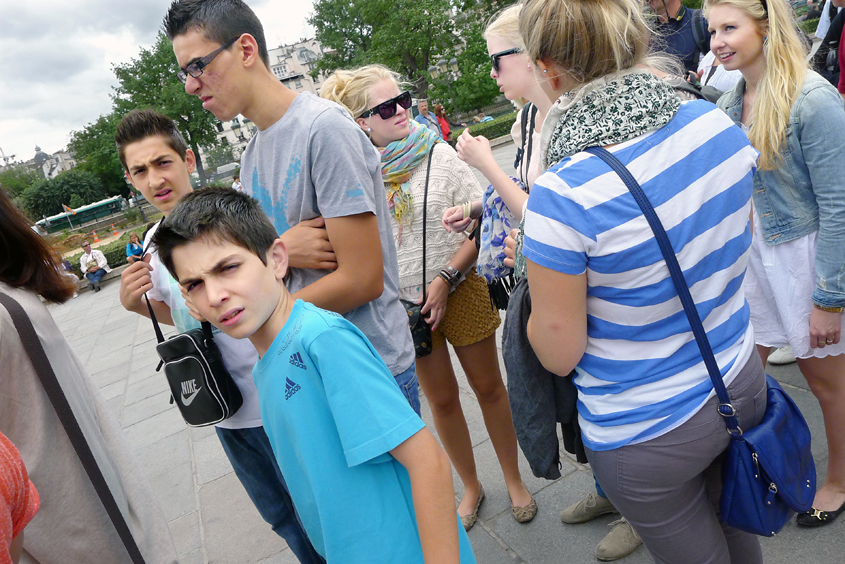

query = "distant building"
29;146;76;180
268;38;328;95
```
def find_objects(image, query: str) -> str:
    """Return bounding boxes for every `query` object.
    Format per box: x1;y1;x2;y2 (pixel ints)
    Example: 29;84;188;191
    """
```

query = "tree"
0;166;40;199
69;112;127;197
310;0;510;110
19;170;106;219
111;32;220;186
310;0;459;97
428;16;501;112
203;139;237;171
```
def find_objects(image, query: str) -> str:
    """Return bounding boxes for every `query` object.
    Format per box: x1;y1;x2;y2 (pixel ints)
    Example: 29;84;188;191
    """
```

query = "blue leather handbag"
585;146;816;537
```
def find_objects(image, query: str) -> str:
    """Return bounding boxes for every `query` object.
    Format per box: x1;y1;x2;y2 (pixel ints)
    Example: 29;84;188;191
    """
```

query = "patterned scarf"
379;121;440;243
514;70;681;279
542;70;681;170
477;177;528;283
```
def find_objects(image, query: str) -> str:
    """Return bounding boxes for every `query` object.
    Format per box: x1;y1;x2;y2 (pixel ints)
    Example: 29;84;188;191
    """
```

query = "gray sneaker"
595;518;642;562
560;492;617;524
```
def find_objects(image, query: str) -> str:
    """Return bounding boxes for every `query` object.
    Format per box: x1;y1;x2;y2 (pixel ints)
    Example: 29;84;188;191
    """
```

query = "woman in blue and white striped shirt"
517;0;764;561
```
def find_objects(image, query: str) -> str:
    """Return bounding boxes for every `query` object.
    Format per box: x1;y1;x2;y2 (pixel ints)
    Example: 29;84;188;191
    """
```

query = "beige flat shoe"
512;496;538;523
460;485;485;531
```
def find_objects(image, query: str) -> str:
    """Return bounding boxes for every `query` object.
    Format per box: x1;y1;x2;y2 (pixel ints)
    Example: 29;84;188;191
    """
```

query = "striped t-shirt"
522;101;758;451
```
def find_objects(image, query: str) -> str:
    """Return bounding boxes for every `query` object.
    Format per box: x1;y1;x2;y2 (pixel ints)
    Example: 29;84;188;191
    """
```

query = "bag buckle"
718;403;742;436
718;403;736;417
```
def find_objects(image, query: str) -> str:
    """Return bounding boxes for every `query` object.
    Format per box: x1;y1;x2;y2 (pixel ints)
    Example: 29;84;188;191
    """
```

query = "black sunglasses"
360;91;413;120
490;47;523;73
177;36;240;84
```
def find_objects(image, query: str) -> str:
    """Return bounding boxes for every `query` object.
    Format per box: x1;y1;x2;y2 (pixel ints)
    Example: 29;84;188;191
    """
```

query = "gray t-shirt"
241;93;414;376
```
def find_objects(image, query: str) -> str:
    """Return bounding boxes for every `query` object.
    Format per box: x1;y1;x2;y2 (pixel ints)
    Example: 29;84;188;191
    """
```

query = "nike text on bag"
155;323;243;427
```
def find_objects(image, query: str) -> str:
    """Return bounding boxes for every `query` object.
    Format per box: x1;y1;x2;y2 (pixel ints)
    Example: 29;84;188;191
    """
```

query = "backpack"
813;10;845;86
690;10;711;60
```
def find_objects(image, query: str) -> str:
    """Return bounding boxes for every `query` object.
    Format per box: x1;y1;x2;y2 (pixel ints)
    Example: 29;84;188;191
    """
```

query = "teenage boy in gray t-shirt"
163;0;417;410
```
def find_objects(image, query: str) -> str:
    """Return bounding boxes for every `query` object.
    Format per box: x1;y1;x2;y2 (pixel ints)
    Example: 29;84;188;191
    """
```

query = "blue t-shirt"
415;112;443;138
253;300;476;563
522;101;758;451
126;242;143;258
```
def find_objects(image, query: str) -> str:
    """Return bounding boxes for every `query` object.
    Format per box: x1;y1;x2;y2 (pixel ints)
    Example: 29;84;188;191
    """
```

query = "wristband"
814;304;844;313
440;266;461;289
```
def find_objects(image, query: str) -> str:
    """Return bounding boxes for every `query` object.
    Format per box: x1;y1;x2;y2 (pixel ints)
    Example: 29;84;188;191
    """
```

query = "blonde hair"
519;0;650;85
320;64;403;119
704;0;808;170
484;5;525;51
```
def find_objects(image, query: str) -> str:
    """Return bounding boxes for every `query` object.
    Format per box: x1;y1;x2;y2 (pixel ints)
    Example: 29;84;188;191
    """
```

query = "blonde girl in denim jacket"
708;0;845;526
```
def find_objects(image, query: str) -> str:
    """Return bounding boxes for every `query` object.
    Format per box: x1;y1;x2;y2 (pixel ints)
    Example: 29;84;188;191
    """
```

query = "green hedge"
799;18;819;35
452;112;517;141
66;233;134;277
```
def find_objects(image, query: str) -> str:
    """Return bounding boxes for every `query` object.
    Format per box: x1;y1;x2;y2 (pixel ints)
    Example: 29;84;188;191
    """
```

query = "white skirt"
744;213;845;359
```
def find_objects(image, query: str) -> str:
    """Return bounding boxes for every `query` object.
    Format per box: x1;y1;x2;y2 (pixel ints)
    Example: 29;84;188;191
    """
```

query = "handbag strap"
420;145;435;302
0;292;147;564
141;225;214;345
141;224;166;344
583;146;742;435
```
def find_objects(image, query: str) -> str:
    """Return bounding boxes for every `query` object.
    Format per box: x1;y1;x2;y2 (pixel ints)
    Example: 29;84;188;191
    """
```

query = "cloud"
0;0;314;161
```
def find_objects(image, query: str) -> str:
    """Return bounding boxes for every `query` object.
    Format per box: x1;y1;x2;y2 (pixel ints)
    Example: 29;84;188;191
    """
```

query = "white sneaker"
768;346;796;365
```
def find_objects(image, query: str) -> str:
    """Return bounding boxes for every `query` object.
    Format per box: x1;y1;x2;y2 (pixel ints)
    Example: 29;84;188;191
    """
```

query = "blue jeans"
595;475;607;499
216;426;324;564
85;269;106;284
393;363;421;416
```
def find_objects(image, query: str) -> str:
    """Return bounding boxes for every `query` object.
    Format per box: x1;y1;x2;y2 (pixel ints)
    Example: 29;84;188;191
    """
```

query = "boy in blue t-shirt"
152;188;475;564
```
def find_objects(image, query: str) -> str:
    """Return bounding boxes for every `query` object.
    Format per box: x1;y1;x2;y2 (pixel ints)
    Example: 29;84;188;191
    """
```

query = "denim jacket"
718;70;845;308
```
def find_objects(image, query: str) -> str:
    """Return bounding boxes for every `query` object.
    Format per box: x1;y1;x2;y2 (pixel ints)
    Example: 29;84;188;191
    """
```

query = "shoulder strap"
141;224;167;345
140;226;214;349
690;10;711;57
421;145;435;300
583;146;742;435
0;292;147;563
523;104;539;188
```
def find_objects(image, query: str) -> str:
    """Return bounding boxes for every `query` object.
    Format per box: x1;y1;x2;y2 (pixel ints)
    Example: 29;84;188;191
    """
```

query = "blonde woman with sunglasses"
323;65;536;530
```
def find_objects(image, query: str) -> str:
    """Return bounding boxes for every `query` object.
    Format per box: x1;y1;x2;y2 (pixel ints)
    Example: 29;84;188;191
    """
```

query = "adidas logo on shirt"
289;352;306;370
285;377;302;400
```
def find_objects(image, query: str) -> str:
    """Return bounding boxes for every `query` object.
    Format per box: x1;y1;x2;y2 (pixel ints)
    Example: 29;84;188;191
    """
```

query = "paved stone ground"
46;141;843;563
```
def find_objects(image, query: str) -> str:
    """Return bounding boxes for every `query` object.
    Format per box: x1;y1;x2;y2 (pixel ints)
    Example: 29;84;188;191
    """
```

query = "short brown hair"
115;109;189;171
163;0;270;68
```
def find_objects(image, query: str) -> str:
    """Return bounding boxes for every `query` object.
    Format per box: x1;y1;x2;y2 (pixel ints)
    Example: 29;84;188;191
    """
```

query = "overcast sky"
0;0;315;164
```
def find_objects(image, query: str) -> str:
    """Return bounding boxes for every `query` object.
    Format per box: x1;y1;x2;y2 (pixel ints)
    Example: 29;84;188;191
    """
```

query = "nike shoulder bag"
144;281;243;427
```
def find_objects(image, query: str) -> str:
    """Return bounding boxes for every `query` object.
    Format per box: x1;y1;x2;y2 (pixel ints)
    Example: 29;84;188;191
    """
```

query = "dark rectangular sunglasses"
490;47;523;73
360;91;413;119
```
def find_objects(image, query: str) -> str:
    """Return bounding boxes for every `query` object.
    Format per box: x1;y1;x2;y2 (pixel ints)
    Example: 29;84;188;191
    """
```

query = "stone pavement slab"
43;141;844;562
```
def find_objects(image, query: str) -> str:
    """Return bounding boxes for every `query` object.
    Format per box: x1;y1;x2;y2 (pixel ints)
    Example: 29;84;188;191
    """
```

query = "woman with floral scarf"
516;0;763;561
322;65;536;530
